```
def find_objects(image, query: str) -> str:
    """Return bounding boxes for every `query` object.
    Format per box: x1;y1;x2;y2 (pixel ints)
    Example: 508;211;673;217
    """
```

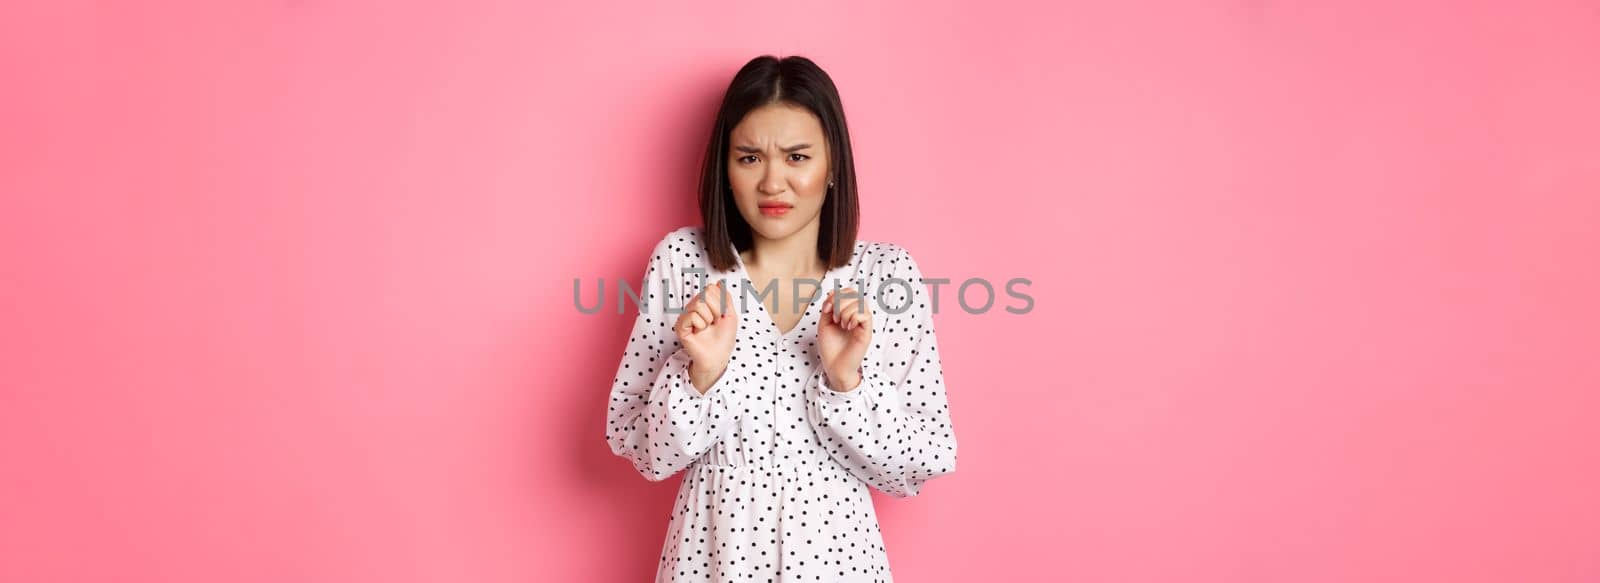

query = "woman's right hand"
673;280;740;392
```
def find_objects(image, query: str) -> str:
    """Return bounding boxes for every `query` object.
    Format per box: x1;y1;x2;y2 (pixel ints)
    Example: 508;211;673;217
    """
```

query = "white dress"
604;225;959;582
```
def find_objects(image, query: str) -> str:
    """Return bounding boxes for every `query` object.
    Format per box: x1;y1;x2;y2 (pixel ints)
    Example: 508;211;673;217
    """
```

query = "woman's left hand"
819;287;872;391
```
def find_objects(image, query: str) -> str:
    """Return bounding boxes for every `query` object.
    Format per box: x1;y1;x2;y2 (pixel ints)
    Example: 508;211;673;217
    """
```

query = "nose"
757;163;786;195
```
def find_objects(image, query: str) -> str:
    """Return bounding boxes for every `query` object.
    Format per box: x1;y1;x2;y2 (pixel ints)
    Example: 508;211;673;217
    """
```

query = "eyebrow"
733;143;814;153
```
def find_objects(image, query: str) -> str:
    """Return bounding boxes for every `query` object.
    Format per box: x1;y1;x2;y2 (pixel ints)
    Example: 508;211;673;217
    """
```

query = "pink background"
3;1;1598;581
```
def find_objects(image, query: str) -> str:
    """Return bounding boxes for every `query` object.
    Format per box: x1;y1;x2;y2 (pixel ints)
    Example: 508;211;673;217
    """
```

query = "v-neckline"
730;245;838;340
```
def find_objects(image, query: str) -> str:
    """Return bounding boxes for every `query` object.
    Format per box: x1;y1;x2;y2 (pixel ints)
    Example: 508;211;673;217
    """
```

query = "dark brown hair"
697;55;860;272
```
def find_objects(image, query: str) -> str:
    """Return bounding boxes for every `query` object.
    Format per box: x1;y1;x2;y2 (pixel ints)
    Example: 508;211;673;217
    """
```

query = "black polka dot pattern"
605;225;959;582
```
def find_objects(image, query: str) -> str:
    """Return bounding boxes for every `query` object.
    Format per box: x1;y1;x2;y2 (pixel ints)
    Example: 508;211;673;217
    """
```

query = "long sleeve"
805;247;959;497
604;234;748;482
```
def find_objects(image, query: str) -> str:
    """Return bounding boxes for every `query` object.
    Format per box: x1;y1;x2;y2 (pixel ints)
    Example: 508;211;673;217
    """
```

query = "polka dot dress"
605;225;959;582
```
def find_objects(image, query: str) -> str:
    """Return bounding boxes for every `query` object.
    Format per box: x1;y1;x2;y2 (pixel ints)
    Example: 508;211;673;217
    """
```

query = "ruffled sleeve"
604;232;748;481
805;246;959;497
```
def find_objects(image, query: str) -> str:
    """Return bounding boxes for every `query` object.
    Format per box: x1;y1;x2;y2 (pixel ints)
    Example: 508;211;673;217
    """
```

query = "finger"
837;288;864;318
849;290;870;314
692;297;716;326
702;282;724;320
850;298;873;330
835;297;859;324
700;293;720;322
851;308;872;331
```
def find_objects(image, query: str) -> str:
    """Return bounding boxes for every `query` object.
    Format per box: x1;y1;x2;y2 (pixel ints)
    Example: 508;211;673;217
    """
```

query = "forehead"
729;103;825;144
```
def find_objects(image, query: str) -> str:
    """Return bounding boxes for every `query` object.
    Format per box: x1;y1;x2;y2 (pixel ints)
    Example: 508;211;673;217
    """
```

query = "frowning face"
727;102;832;242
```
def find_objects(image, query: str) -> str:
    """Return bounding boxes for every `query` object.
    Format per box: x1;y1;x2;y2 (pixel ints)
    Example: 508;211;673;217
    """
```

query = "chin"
748;223;793;240
743;210;815;240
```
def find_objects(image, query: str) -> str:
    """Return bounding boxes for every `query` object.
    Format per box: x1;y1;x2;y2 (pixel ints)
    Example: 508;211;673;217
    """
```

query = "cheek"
726;165;750;187
804;170;830;203
727;169;757;199
792;167;824;190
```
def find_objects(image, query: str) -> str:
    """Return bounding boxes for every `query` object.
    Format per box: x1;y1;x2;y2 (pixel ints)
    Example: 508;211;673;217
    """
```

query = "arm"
604;234;747;481
806;247;959;497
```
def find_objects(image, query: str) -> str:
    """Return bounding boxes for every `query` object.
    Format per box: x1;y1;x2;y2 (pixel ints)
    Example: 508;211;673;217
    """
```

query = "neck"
743;217;825;278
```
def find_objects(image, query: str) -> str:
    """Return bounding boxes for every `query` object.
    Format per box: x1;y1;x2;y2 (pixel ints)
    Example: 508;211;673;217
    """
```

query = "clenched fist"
673;280;740;393
819;287;872;392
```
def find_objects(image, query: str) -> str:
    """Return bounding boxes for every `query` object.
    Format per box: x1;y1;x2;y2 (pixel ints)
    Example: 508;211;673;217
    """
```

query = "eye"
788;154;810;162
737;155;759;164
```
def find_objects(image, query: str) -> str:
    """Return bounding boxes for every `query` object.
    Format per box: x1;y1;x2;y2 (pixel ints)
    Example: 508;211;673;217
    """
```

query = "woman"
604;54;958;583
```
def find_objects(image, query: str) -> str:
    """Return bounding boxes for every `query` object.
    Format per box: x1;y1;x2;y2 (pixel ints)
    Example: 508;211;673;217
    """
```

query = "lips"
758;202;792;217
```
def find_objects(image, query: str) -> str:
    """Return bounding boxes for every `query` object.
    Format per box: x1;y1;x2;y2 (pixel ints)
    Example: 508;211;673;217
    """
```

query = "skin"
674;102;872;395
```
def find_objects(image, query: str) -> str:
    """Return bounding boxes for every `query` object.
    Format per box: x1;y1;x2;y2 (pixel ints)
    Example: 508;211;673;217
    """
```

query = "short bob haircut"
697;55;860;273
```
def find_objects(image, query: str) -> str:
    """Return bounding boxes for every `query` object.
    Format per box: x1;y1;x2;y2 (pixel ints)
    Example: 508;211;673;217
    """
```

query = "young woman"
604;54;959;582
